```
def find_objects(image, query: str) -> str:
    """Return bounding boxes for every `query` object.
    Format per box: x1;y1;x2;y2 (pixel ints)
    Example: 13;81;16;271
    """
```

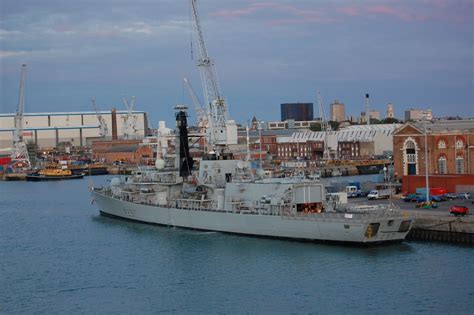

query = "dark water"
1;176;473;314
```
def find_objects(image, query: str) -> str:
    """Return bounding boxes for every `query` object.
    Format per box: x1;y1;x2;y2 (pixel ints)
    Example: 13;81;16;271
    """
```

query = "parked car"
416;201;438;209
402;194;418;202
457;192;471;200
416;195;441;203
441;193;457;201
449;205;469;216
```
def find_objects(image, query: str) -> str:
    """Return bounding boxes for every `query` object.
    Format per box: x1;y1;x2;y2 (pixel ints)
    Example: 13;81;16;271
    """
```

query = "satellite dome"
155;158;165;170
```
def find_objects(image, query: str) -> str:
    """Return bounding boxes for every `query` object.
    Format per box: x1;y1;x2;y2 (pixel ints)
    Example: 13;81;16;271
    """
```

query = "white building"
0;110;148;149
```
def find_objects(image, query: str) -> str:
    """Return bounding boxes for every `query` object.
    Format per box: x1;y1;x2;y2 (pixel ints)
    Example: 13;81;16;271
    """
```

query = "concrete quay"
350;196;474;245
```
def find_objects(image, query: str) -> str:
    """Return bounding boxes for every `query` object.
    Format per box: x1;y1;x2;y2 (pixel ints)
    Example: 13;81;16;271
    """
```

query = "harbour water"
1;176;473;314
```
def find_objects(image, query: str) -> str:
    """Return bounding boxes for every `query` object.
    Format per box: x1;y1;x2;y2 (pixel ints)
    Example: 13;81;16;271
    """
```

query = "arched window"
456;155;464;174
438;139;446;149
438;156;447;174
456;139;464;149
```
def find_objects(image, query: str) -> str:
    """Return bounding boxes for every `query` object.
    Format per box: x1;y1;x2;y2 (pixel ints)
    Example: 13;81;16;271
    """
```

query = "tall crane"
11;64;31;169
122;96;138;139
91;97;108;138
317;90;331;160
183;76;208;129
189;0;233;149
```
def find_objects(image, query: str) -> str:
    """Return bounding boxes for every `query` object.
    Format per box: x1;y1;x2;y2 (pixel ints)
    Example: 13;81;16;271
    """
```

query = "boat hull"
91;190;412;244
26;174;85;181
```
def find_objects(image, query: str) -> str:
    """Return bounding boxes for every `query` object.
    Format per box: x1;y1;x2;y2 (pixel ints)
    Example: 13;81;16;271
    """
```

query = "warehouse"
0;110;148;149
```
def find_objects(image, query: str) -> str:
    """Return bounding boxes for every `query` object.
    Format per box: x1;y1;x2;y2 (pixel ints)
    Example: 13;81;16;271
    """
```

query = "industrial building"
0;110;148;149
280;103;313;122
276;124;401;161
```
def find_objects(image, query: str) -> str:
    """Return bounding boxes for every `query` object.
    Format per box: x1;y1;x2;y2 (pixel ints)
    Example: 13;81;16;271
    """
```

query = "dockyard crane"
122;96;138;139
91;97;108;138
317;90;331;161
183;76;208;129
189;0;236;149
11;64;31;169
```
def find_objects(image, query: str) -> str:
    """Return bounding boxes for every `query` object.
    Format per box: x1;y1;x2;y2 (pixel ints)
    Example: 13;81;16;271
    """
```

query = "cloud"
213;1;473;24
0;50;29;58
212;2;335;24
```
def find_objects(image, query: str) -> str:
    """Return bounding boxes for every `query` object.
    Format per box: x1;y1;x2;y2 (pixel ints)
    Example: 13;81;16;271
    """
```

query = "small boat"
26;168;84;181
69;163;109;176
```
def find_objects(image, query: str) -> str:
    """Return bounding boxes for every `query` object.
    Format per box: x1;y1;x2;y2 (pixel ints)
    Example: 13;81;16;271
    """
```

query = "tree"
309;122;322;132
381;117;401;124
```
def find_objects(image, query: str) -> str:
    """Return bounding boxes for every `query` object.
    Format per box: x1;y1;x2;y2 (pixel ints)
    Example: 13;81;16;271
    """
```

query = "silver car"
457;192;471;199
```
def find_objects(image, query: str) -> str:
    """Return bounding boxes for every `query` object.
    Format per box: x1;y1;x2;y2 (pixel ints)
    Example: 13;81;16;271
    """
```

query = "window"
456;156;464;174
438;156;447;174
438;139;446;149
456;139;464;149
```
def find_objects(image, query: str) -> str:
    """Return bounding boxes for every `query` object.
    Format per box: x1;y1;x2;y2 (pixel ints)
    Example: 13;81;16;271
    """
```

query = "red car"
449;205;469;216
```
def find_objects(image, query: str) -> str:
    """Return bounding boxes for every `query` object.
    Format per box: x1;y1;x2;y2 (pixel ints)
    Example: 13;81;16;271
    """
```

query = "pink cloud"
212;1;472;25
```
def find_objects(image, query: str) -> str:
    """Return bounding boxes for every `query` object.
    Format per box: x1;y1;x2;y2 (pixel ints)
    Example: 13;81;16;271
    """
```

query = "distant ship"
91;107;413;245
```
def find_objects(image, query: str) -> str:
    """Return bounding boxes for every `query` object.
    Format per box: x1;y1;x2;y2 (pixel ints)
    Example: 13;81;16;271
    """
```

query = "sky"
1;0;473;127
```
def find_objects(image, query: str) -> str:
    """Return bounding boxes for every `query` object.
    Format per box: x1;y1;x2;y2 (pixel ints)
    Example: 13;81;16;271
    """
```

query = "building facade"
330;100;345;122
393;120;474;177
280;103;313;122
405;108;432;121
386;103;394;119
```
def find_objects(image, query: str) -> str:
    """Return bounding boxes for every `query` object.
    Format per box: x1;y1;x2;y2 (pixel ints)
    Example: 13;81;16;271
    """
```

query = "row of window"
437;156;465;174
437;139;465;149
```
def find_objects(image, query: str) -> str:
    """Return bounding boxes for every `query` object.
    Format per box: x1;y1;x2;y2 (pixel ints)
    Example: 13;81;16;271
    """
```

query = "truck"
367;189;391;200
346;185;362;198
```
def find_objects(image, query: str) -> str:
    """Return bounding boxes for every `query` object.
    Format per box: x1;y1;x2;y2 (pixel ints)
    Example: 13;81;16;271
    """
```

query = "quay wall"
407;213;474;244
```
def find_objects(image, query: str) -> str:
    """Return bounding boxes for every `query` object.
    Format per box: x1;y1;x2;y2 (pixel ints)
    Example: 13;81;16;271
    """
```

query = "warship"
90;0;413;244
90;106;413;244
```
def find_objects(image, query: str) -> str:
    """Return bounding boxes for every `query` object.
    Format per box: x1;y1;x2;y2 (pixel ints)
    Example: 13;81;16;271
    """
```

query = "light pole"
258;120;264;168
384;166;392;208
423;111;429;202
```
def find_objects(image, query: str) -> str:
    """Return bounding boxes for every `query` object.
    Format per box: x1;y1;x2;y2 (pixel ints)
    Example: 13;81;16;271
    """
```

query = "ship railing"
281;209;404;222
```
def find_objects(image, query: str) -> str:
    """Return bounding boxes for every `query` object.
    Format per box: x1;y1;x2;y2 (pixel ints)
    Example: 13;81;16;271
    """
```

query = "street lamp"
384;166;393;209
422;111;430;203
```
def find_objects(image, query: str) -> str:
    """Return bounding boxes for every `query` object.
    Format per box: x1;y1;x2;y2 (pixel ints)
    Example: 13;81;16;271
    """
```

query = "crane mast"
183;76;208;129
91;97;108;138
122;96;137;139
189;0;231;148
11;64;30;169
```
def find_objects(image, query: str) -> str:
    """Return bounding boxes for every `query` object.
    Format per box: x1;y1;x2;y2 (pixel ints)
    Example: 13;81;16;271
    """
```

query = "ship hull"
92;190;411;244
26;174;85;181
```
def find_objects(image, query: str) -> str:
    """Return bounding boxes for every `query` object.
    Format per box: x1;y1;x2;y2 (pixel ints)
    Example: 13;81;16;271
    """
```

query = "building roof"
411;119;474;133
0;110;145;117
278;124;400;143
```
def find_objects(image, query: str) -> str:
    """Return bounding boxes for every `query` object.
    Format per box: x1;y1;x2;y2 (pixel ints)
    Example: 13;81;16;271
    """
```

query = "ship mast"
11;64;31;169
317;90;331;161
189;0;231;151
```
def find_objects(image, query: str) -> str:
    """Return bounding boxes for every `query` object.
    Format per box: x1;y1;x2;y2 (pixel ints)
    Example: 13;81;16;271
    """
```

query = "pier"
406;211;474;244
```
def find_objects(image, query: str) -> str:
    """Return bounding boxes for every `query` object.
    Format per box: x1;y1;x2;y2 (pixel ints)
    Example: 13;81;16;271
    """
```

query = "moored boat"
26;168;84;181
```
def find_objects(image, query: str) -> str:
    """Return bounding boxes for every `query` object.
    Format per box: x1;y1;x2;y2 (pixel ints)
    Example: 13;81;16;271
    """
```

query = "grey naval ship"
91;107;413;245
91;0;412;244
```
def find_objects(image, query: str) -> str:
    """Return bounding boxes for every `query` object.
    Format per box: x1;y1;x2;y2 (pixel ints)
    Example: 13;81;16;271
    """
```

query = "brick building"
393;120;474;177
92;139;153;164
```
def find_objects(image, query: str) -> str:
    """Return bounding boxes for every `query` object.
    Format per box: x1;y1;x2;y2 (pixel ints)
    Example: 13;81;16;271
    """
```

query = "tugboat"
26;166;84;181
